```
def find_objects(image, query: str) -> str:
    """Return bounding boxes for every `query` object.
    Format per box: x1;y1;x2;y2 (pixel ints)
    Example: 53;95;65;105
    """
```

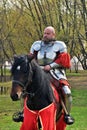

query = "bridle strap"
12;80;25;88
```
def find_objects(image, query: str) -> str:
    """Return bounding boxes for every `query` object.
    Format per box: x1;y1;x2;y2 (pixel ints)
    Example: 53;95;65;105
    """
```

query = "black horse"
10;55;66;130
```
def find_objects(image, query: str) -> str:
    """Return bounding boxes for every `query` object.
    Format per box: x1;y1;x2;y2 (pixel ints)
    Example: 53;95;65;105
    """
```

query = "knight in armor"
13;26;74;124
29;26;74;124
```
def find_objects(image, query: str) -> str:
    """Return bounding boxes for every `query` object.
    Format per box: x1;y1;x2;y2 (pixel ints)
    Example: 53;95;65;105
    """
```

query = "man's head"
42;26;56;43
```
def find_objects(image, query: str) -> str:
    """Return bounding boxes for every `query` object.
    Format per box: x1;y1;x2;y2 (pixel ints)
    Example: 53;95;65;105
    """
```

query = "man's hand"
43;65;51;71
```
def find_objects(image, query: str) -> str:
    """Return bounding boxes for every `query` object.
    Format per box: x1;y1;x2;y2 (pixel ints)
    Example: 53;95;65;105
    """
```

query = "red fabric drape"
55;52;71;68
20;86;67;130
20;100;56;130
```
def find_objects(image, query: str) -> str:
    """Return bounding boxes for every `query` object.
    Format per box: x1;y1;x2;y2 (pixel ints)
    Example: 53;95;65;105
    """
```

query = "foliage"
0;0;87;68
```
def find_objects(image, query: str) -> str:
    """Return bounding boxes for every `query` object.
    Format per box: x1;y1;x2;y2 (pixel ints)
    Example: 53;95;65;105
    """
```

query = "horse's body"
10;55;66;130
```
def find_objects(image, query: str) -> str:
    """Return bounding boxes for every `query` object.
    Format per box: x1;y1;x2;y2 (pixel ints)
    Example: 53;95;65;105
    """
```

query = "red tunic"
20;99;56;130
20;85;66;130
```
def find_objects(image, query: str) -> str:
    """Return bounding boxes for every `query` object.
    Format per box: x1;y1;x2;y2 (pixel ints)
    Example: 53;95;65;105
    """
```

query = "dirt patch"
68;75;87;89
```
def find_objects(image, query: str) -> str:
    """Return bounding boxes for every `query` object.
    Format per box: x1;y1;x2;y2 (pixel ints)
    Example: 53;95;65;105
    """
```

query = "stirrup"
12;111;24;122
64;114;75;125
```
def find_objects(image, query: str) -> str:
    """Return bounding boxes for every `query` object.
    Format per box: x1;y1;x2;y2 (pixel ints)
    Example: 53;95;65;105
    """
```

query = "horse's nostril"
11;94;19;101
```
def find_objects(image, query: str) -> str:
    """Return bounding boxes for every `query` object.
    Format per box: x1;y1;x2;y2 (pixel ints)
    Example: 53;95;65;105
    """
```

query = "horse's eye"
17;66;21;70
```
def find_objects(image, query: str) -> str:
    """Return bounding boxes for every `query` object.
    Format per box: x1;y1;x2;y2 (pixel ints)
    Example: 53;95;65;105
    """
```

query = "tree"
0;0;87;69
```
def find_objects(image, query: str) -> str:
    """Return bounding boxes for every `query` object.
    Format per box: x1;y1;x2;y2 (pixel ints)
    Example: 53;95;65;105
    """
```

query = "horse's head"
10;54;34;101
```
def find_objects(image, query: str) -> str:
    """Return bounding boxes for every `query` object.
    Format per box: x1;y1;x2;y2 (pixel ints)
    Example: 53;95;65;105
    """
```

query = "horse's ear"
13;54;17;60
27;54;34;62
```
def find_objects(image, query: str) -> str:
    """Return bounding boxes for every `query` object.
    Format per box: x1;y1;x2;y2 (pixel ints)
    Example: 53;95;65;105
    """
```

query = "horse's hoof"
12;111;24;122
64;114;75;125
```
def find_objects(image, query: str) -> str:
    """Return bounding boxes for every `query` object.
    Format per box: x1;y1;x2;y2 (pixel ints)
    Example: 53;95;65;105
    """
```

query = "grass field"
0;70;87;130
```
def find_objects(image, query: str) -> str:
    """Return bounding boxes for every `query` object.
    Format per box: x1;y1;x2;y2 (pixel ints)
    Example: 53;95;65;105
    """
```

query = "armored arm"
50;41;71;69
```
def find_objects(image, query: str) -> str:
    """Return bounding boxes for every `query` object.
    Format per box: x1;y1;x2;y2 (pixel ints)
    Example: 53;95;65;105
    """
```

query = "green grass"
72;89;87;106
0;70;87;130
0;95;22;112
0;81;12;88
67;107;87;130
0;95;22;130
66;70;87;76
0;88;87;130
0;106;87;130
67;86;87;130
0;114;21;130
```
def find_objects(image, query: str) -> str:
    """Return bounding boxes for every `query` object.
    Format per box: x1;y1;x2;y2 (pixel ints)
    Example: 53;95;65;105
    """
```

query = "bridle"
12;62;32;94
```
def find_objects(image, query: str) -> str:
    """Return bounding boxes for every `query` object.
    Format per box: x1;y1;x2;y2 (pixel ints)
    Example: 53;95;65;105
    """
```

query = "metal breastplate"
37;43;56;66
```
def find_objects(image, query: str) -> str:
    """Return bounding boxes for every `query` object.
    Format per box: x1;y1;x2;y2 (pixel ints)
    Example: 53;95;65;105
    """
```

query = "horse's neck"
28;60;43;91
29;61;43;89
27;62;54;110
32;67;43;87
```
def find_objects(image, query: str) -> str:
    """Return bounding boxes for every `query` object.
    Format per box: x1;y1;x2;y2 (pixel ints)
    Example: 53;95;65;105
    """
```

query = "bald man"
30;26;74;124
13;26;74;125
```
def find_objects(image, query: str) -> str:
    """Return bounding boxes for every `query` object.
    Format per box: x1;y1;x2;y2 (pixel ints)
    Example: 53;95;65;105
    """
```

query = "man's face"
43;28;55;42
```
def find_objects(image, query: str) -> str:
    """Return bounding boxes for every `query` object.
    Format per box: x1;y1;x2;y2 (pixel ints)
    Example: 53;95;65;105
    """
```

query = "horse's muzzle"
10;93;19;101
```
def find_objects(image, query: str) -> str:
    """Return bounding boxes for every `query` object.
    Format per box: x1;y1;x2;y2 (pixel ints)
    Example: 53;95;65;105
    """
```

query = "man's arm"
43;52;71;71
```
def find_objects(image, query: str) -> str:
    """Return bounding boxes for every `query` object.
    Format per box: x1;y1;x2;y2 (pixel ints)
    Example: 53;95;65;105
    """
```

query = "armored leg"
62;85;72;113
62;85;74;125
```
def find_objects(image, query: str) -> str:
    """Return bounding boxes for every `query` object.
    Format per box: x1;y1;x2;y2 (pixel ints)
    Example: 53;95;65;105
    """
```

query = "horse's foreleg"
20;104;38;130
39;103;56;130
